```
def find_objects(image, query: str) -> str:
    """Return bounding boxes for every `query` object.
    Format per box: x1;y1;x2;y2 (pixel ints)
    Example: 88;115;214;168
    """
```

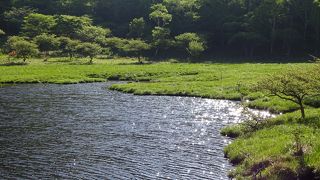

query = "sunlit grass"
225;124;320;179
0;57;316;112
222;108;320;178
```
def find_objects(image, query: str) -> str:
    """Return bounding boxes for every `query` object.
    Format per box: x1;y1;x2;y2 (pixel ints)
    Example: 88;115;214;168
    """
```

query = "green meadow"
0;57;313;112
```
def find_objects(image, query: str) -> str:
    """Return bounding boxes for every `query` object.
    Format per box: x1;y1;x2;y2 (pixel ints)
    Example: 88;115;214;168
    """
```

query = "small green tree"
4;36;26;55
58;37;80;60
76;25;111;44
257;68;320;119
33;34;60;61
129;18;145;38
152;27;173;57
12;40;38;62
101;37;129;55
76;42;102;64
149;3;172;27
175;33;201;45
175;32;206;58
122;39;151;63
188;41;205;58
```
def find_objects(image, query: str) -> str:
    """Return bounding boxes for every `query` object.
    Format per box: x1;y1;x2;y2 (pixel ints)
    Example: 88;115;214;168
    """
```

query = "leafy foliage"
257;67;320;119
0;29;5;36
7;38;38;61
188;41;205;57
121;39;150;62
129;18;145;38
58;36;80;60
33;34;60;58
2;0;320;58
75;25;111;44
76;42;102;63
54;15;92;38
149;3;172;27
152;27;173;56
175;32;206;57
3;7;36;35
22;13;56;37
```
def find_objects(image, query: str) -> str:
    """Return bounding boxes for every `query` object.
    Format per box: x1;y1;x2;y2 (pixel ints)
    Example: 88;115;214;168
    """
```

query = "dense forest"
1;0;320;59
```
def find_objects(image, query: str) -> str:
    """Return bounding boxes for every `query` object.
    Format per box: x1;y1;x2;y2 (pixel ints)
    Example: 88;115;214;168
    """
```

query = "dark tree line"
1;0;320;59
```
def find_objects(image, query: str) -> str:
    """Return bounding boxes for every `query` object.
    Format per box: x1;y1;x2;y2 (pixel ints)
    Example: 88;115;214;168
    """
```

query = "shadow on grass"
45;58;73;64
0;62;28;66
68;61;97;65
117;61;154;65
149;56;314;64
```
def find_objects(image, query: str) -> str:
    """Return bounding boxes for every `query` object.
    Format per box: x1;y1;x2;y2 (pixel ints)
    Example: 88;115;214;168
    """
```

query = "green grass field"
0;57;315;112
1;57;319;179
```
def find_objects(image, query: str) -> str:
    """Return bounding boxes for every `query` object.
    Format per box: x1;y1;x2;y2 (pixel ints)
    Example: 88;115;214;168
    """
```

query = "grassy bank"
1;57;319;179
222;109;320;179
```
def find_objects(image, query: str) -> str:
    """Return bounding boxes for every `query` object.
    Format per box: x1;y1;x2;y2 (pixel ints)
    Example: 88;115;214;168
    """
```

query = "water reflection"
0;83;249;179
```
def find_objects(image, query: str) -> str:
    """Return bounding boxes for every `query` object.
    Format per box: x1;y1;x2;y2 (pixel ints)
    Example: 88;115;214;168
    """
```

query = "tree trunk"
44;51;49;62
69;54;72;61
154;48;159;57
299;101;305;120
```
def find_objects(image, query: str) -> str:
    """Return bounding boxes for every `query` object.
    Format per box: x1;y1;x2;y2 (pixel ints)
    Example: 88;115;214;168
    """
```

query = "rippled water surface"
0;83;246;179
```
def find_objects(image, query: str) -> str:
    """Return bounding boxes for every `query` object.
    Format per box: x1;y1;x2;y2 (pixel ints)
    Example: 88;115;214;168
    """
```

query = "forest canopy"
1;0;320;59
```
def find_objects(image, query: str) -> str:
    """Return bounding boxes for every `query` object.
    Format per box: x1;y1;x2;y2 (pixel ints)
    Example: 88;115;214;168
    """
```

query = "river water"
0;82;246;179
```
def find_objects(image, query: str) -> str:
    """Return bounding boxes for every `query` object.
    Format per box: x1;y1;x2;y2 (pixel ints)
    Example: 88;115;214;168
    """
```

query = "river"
0;82;247;179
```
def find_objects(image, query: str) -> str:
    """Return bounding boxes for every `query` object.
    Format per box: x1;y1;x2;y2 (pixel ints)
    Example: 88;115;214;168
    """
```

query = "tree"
3;7;36;35
188;41;205;58
101;37;128;55
33;34;60;61
22;13;56;37
76;42;102;64
4;36;26;53
58;37;80;60
257;68;320;119
149;3;172;27
163;0;202;34
54;15;92;38
3;0;320;58
122;39;150;63
8;39;38;62
75;25;111;44
175;32;206;57
163;0;201;20
129;18;145;38
152;27;173;57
